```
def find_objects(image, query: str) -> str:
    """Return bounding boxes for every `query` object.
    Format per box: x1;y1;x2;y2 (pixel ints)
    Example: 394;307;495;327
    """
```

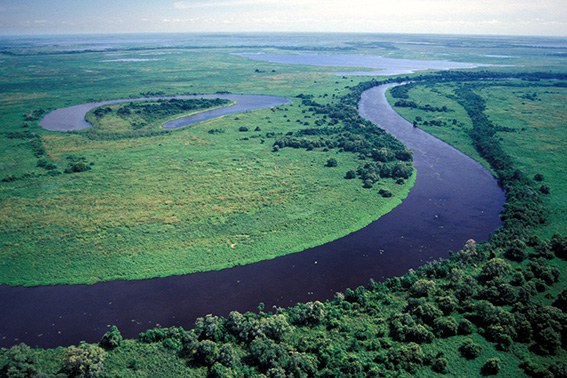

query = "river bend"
0;85;504;348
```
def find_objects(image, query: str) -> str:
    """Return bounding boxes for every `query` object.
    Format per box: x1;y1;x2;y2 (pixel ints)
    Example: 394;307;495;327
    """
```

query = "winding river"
0;85;504;348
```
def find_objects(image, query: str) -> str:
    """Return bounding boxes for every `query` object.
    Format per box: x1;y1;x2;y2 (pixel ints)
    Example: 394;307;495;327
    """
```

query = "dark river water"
1;84;504;348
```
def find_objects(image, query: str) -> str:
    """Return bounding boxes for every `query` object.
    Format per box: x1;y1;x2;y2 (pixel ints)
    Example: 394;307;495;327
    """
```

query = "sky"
0;0;566;37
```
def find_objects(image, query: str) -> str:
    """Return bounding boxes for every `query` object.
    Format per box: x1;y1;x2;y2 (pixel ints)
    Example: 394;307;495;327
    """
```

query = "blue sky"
0;0;566;36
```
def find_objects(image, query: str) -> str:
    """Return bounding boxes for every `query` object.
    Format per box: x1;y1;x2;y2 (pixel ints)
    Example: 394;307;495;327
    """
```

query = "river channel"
0;84;504;348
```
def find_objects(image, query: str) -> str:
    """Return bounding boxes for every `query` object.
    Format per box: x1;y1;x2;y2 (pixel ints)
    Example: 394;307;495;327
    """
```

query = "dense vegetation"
84;98;232;139
2;70;565;377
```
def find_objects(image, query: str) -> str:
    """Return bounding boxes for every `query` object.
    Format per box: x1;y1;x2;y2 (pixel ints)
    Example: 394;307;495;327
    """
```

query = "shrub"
433;317;458;338
504;239;527;262
481;358;501;375
432;356;448;374
289;301;326;325
458;319;475;335
194;314;226;342
344;170;356;179
378;189;392;198
0;343;38;378
459;338;481;359
436;296;457;315
191;340;219;366
99;325;122;350
550;234;567;260
479;258;511;281
238;126;249;132
410;279;437;298
325;158;338;167
62;343;106;378
553;289;567;312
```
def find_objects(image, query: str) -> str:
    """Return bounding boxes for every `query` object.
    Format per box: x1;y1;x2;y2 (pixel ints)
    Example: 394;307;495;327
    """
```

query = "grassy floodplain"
1;34;566;377
0;37;414;286
387;81;567;238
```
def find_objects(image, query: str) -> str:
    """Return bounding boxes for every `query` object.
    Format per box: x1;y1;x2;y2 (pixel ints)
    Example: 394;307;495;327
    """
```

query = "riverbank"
0;82;503;347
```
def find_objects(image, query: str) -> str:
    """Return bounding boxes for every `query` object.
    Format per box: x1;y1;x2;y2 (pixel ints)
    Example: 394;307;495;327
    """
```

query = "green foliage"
481;358;501;375
99;326;123;350
1;39;565;377
325;157;337;167
62;344;106;378
0;343;38;378
459;338;482;359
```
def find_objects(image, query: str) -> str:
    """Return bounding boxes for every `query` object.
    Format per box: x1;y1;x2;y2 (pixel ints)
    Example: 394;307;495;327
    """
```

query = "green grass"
385;83;490;170
1;34;566;378
388;82;567;237
0;48;414;286
478;85;567;239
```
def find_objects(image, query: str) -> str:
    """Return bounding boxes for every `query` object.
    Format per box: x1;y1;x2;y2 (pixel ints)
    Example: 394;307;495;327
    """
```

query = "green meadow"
0;34;566;377
388;81;567;238
0;46;413;286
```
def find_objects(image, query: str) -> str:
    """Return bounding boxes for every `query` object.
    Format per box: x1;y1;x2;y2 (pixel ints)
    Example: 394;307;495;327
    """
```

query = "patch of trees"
86;98;230;140
275;90;413;187
394;99;450;113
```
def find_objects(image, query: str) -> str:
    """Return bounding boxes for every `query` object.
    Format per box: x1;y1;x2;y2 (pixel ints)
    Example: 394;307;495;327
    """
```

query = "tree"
504;239;527;262
410;279;437;298
62;343;106;378
325;158;337;167
459;338;481;360
0;343;38;378
432;356;448;374
479;258;511;281
433;317;458;338
192;340;219;366
481;358;501;375
344;170;356;179
99;325;122;350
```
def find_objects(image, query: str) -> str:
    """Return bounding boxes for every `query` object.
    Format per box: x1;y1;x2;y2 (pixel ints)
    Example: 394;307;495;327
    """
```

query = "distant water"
234;52;495;76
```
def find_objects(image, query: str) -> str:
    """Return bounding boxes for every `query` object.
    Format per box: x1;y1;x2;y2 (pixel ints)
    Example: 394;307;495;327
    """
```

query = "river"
0;84;504;348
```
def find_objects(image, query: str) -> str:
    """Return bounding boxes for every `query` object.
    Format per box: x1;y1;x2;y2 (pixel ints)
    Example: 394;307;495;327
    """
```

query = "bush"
410;279;437;298
481;358;501;375
191;340;219;366
458;319;475;335
433;317;458;338
344;170;356;179
479;258;511;281
459;338;481;360
553;289;567;312
62;343;106;378
432;356;448;374
504;239;527;262
550;234;567;260
99;325;122;350
378;189;392;198
238;126;249;132
325;158;338;167
0;343;38;378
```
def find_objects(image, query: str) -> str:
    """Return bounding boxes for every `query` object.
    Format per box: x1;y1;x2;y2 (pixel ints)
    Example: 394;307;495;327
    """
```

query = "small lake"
235;53;493;75
1;84;504;348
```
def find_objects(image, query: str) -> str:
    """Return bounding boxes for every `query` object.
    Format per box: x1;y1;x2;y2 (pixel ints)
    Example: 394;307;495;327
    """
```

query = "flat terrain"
0;33;566;378
388;81;567;238
0;42;413;286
